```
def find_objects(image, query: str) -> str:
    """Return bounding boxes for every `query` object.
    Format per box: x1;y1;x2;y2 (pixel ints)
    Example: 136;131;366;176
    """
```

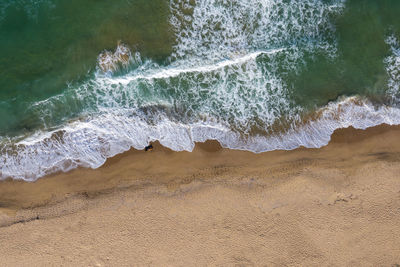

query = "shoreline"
1;124;400;265
1;123;400;212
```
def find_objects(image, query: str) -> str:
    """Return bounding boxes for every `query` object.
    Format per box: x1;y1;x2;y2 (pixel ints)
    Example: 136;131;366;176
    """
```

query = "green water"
289;0;400;108
2;0;400;136
0;0;173;135
2;0;400;180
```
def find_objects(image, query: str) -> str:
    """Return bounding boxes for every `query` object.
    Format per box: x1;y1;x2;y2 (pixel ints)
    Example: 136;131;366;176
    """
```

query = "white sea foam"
97;42;142;74
110;49;284;85
5;0;400;181
4;43;400;181
385;34;400;103
169;0;345;61
2;95;400;181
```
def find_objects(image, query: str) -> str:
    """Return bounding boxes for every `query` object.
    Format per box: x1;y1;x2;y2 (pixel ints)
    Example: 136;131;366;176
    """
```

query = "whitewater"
2;0;400;181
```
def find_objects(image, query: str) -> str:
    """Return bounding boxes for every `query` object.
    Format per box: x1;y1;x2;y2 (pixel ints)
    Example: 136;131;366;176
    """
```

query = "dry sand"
1;125;400;266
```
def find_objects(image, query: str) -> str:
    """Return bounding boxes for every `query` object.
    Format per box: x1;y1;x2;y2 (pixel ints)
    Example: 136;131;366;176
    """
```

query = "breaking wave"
2;0;400;181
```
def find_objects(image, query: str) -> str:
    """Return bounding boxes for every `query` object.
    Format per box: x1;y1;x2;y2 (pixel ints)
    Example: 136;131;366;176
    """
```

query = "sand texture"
0;125;400;266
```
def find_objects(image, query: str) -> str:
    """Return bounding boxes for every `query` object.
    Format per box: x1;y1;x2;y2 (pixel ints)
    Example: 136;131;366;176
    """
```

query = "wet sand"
1;125;400;266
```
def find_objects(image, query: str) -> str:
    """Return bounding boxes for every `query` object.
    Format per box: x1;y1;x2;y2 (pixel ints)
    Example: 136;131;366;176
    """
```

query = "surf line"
107;48;286;85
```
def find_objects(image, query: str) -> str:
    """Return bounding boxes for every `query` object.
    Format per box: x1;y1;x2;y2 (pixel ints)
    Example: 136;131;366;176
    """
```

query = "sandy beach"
3;1;400;266
1;125;400;266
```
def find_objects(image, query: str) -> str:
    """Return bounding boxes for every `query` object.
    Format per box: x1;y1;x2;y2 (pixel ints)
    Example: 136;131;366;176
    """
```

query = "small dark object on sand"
145;144;153;151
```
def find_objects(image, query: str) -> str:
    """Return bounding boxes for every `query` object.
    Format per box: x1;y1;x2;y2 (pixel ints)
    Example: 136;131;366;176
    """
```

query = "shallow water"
1;0;400;180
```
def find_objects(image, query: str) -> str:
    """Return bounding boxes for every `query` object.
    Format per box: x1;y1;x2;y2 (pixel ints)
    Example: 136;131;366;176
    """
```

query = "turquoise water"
1;0;400;180
0;0;173;136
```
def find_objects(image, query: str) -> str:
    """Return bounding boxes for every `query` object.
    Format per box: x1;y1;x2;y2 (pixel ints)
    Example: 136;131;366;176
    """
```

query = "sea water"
1;0;400;180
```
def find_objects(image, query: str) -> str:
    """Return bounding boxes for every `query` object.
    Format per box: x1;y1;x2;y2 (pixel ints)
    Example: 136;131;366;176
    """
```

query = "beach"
0;125;400;266
2;1;400;265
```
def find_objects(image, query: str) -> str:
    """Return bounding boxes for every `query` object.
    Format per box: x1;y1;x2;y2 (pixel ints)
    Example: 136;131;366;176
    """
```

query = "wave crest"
3;1;400;181
2;95;400;181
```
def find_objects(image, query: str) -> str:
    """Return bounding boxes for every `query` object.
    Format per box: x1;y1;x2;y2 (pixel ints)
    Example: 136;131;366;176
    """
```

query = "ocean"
1;0;400;180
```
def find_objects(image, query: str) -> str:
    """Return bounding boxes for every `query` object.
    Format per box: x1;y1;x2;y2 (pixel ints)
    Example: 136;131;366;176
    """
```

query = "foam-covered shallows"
2;0;400;181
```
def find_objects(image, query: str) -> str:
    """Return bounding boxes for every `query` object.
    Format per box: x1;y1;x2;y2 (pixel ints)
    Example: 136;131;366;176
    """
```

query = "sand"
1;125;400;266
